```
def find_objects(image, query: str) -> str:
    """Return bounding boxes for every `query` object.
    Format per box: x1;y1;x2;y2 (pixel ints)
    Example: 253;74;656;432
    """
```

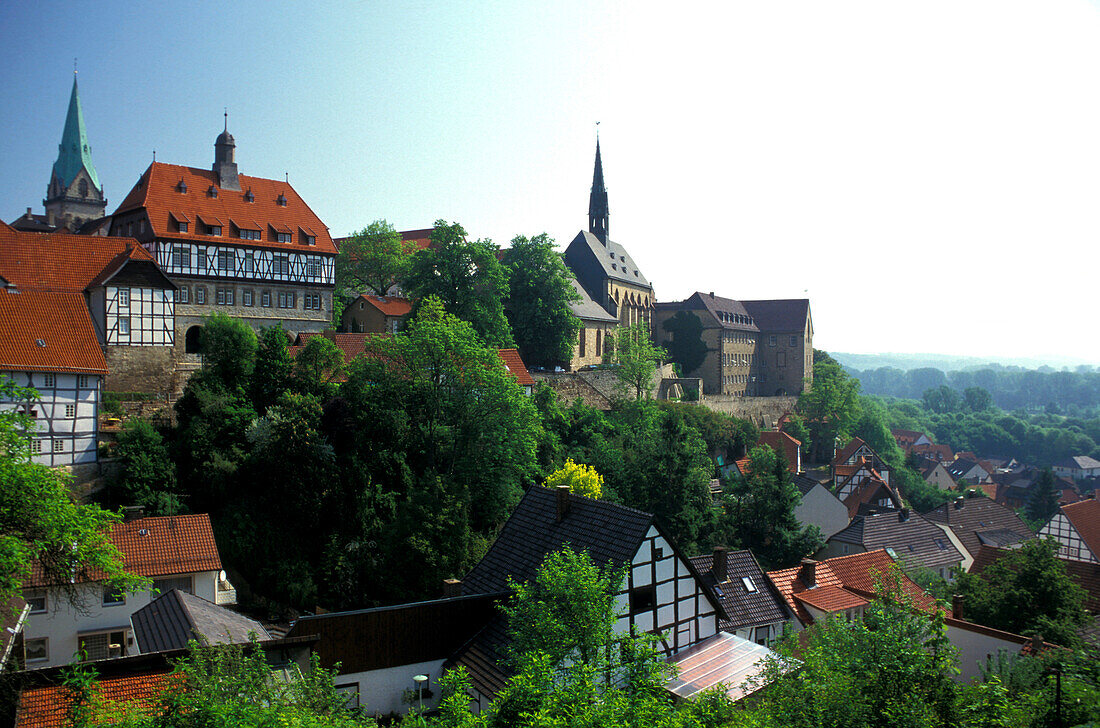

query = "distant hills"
831;352;1095;373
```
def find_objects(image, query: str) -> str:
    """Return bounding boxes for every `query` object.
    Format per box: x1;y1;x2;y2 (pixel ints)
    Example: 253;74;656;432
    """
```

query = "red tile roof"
1060;499;1100;559
355;294;413;317
26;514;223;588
0;228;155;292
114;162;336;256
767;550;937;626
794;584;868;613
757;431;800;473
0;289;108;374
16;670;172;728
833;438;869;465
496;348;534;387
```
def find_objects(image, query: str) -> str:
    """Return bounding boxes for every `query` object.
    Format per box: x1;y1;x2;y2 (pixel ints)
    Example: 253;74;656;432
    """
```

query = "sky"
1;1;1098;364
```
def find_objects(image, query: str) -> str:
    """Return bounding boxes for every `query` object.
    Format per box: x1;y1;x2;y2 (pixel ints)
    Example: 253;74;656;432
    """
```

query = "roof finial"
152;149;156;162
596;120;600;139
73;58;77;75
285;171;289;183
224;107;228;132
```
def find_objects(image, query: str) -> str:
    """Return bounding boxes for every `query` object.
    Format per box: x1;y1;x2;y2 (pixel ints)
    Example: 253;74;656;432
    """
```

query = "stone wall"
696;394;798;427
531;371;612;409
104;346;176;393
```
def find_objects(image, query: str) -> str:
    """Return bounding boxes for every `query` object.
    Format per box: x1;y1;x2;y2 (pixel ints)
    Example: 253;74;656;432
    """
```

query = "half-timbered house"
1039;498;1100;564
832;438;891;486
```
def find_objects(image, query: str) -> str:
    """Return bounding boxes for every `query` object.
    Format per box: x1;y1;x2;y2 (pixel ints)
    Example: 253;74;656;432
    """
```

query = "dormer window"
305;235;315;246
207;185;218;198
244;189;255;203
178;221;188;233
239;229;261;240
177;180;188;194
277;193;288;207
206;225;221;236
276;232;291;244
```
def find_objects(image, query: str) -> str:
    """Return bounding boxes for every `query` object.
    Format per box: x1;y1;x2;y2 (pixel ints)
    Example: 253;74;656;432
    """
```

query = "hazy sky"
2;1;1098;363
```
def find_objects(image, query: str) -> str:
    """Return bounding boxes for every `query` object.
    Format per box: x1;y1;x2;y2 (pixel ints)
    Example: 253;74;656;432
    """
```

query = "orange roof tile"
114;162;336;256
833;438;869;465
794;584;868;613
0;228;155;292
757;431;800;472
26;514;223;588
1060;499;1100;557
496;348;534;387
356;294;413;317
16;670;172;728
0;289;107;374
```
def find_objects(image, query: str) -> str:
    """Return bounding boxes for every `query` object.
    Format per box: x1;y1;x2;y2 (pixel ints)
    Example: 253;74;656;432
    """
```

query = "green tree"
964;386;994;413
661;311;708;376
1025;468;1060;525
196;313;258;393
334;218;412;298
780;413;812;455
952;538;1089;647
0;378;147;610
542;459;603;499
250;325;293;412
501;233;581;367
403;220;514;348
110;420;182;516
605;322;667;400
292;336;346;398
719;445;823;568
797;350;861;463
923;384;964;414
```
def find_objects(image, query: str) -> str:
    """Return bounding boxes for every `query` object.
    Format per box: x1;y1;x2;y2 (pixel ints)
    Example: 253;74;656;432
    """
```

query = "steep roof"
675;292;759;332
26;514;223;587
354;294;412;317
830;511;963;571
921;498;1033;560
565;230;651;288
1059;499;1100;558
739;299;810;332
767;550;937;626
51;77;100;190
1056;455;1100;470
16;670;172;728
689;550;790;632
568;277;619;323
0;228;156;292
0;289;107;374
497;348;535;387
461;486;654;595
130;589;268;653
971;545;1100;614
114;162;336;255
840;475;900;519
833;438;870;465
757;431;800;472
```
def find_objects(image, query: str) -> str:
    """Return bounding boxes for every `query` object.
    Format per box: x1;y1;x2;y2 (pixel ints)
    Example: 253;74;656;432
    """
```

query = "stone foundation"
104;346;176;394
695;395;798;428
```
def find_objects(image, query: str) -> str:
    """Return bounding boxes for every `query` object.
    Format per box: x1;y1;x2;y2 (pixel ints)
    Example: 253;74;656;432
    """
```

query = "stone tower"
44;74;107;230
588;137;609;242
212;113;240;191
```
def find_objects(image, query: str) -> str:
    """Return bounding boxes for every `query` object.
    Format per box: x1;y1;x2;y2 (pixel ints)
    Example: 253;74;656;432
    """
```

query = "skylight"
741;576;757;593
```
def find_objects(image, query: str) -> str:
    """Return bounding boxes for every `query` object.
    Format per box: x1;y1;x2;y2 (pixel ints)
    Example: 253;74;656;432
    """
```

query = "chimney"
953;496;964;510
1030;634;1043;652
442;578;462;598
24;207;32;219
555;485;570;522
709;292;715;298
966;488;977;499
952;594;965;620
800;558;817;588
898;507;910;522
712;547;728;583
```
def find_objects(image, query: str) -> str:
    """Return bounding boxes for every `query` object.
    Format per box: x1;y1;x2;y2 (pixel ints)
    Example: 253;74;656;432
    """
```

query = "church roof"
740;299;810;333
566;230;651;288
52;77;101;190
0;288;107;374
567;277;619;323
0;228;157;293
114;162;337;256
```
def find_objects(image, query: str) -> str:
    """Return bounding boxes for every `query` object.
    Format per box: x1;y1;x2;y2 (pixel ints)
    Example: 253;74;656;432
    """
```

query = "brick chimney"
800;558;817;588
443;578;462;598
713;546;728;583
952;594;964;620
555;485;571;522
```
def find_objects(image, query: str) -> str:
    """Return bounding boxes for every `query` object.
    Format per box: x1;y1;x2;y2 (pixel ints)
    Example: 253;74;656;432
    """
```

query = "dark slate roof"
921;498;1033;559
565;230;651;288
739;299;810;333
675;292;759;332
462;486;655;596
830;512;963;571
130;589;269;653
793;473;820;497
689;551;789;632
976;529;1030;548
567;277;618;323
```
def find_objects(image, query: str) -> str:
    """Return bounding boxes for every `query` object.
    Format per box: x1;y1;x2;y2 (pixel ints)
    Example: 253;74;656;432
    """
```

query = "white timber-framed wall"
1039;512;1098;563
0;371;100;466
104;285;175;346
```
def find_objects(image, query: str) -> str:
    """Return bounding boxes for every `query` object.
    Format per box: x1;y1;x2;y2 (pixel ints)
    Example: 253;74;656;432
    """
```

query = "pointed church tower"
44;74;107;230
588;136;609;242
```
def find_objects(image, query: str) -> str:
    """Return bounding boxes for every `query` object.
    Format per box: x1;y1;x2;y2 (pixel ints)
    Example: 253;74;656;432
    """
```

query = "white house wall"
149;241;334;286
946;623;1025;682
335;659;445;720
1039;513;1098;563
105;286;175;346
0;371;99;466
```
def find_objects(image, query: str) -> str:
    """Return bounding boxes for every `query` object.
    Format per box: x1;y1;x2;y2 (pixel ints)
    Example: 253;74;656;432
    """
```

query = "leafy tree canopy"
797;350;861;463
501;233;581;367
542;459;603;499
334;218;413;297
605;322;667;400
661;311;708;376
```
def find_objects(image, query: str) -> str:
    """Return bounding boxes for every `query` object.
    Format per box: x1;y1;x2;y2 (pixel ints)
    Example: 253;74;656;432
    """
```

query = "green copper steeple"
51;75;101;191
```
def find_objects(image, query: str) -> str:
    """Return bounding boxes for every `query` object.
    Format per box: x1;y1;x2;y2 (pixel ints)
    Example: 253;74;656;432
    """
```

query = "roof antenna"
285;171;289;183
224;107;228;132
152;149;156;162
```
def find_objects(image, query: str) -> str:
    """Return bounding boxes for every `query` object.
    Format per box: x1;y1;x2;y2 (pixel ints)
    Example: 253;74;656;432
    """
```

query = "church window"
118;289;130;307
578;328;586;357
119;317;130;335
79;179;89;197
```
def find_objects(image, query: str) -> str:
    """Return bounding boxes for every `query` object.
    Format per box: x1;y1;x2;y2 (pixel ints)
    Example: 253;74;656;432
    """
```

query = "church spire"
588;134;609;242
52;74;101;191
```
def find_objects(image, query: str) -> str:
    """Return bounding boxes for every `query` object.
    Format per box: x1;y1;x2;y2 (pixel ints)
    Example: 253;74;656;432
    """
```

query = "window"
152;575;193;595
197;249;207;270
777;351;786;368
789;335;798;347
77;375;89;388
278;292;297;309
240;229;261;240
24;638;48;662
216;289;234;306
172;246;191;268
304;293;322;310
276;232;292;244
43;373;56;387
26;592;47;613
261;291;271;307
304;235;316;246
53;439;64;453
178;221;188;233
273;255;290;275
118;317;130;335
31;440;42;454
243;289;253;306
244;252;254;275
179;286;190;304
629;585;656;615
218;250;233;272
307;259;321;277
103;587;125;606
65;404;75;418
769;335;777;347
196;287;206;304
741;576;757;593
578;328;586;357
80;630;127;661
118;288;130;307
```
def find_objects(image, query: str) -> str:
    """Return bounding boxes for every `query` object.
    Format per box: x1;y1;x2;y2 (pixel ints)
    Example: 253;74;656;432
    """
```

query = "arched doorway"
185;325;203;354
